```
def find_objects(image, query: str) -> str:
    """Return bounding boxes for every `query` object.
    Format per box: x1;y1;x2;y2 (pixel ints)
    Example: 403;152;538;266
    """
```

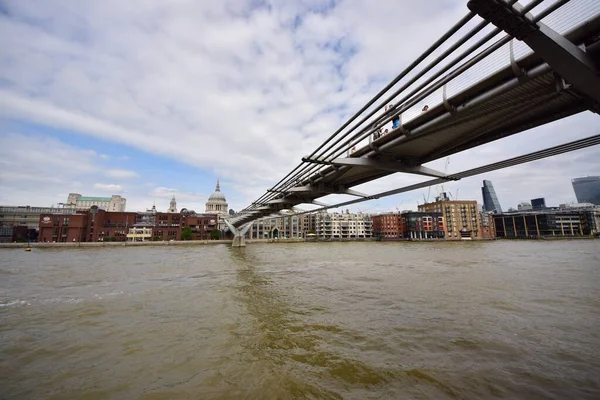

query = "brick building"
402;211;445;239
151;212;183;241
95;211;137;241
0;226;30;243
1;205;77;230
181;213;218;240
479;211;496;240
372;211;445;240
38;209;219;242
371;213;404;239
419;195;482;240
38;212;91;243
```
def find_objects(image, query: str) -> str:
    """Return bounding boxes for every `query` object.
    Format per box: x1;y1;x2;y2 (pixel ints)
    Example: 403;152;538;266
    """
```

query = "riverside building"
314;211;372;239
37;207;218;242
418;193;483;240
246;211;303;239
0;205;76;231
371;211;446;240
66;193;126;212
205;180;228;230
493;205;600;238
572;176;600;205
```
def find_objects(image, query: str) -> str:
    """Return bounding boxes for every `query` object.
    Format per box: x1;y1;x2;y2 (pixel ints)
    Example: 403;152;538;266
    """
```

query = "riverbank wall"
0;238;309;249
2;236;595;249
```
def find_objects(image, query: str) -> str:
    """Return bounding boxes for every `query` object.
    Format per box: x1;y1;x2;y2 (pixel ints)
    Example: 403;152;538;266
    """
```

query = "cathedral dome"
208;182;227;202
206;180;228;214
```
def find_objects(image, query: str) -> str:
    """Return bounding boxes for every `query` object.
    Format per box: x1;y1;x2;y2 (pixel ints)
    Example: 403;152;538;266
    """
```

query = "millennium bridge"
225;0;600;246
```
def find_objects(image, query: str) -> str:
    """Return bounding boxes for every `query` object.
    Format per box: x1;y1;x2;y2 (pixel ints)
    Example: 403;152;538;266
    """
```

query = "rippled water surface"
1;241;600;399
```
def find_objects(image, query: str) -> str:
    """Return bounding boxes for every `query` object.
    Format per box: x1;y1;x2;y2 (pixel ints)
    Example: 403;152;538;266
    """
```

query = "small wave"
451;337;482;349
39;297;85;305
0;299;31;307
93;290;125;300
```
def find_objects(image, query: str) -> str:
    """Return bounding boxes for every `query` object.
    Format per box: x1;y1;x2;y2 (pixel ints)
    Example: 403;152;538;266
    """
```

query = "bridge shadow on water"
225;247;457;400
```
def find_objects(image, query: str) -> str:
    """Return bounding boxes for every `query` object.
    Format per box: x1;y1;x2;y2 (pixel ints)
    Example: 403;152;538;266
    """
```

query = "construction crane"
437;156;451;198
422;186;432;204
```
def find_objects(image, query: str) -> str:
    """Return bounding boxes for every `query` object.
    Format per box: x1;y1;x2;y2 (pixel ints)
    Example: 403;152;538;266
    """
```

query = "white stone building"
168;196;177;213
126;227;152;242
314;211;372;239
247;211;303;239
66;193;126;212
205;180;229;230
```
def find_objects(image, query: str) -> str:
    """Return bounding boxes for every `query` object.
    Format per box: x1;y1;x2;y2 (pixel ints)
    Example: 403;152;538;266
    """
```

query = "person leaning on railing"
391;107;400;129
372;123;382;140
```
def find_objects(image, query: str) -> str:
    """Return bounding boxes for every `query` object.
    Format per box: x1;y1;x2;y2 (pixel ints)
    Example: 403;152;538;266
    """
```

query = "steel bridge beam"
303;155;452;179
287;183;371;198
292;133;600;216
468;0;600;108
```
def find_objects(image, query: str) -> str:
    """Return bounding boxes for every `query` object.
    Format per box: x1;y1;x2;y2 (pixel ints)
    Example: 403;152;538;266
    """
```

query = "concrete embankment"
0;238;309;249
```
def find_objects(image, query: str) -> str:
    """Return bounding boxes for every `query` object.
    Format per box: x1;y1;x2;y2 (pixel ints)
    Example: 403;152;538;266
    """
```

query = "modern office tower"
481;180;502;213
531;198;546;209
572;176;600;205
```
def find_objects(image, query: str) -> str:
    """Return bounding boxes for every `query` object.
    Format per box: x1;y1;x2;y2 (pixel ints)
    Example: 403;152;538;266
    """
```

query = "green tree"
181;226;192;241
210;229;221;240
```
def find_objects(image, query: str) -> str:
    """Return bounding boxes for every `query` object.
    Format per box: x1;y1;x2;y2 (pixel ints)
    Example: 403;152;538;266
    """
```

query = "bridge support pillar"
232;235;246;247
224;220;253;248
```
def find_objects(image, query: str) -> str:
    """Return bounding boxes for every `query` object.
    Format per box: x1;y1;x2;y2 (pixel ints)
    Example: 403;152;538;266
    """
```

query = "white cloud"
93;183;124;192
105;169;139;179
0;132;149;210
0;132;107;205
150;187;204;199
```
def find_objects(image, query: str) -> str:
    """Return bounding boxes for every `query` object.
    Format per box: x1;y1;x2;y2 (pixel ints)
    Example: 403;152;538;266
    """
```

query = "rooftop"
78;197;113;202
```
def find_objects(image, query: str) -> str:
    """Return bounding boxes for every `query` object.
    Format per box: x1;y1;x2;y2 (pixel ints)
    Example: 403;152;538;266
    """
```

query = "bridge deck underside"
330;72;586;188
231;15;600;228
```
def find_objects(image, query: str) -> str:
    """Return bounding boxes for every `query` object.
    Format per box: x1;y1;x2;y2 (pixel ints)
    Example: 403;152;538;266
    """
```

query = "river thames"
1;241;599;399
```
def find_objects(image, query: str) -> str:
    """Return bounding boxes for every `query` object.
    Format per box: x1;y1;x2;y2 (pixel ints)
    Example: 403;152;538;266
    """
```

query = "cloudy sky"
1;0;598;214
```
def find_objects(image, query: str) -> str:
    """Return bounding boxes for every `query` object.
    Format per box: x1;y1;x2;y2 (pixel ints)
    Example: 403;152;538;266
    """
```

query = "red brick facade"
93;211;137;242
371;213;404;239
183;214;218;240
38;211;219;242
38;212;90;243
479;212;496;240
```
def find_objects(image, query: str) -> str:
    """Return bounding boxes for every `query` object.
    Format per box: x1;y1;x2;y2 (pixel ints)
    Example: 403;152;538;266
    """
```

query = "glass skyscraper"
481;180;502;213
572;176;600;205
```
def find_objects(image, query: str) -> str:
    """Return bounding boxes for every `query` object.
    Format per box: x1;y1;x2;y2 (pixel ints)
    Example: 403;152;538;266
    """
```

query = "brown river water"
1;241;599;399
